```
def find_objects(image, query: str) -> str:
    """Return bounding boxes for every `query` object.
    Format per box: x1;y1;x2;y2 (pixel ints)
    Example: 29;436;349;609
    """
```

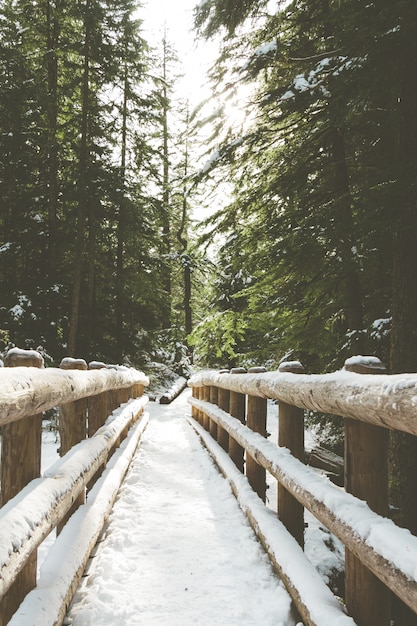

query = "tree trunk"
161;35;171;327
330;126;364;354
176;109;193;337
68;0;90;356
116;53;129;361
389;9;417;623
45;0;60;280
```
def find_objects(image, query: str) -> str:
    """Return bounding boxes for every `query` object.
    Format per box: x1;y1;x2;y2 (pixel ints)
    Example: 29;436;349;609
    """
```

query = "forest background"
1;0;417;544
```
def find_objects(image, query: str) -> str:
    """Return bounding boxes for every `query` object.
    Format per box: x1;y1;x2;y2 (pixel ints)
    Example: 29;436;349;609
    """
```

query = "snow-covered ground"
30;387;345;625
65;389;298;625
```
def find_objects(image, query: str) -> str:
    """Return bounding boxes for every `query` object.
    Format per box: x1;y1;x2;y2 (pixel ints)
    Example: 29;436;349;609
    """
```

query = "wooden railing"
0;348;149;626
188;357;417;626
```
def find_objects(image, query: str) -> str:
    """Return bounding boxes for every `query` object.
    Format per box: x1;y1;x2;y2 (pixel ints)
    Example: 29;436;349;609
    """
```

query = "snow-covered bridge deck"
65;389;296;626
6;360;417;625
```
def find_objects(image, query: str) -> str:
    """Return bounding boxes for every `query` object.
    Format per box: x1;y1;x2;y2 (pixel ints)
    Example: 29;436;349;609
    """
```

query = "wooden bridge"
1;349;417;625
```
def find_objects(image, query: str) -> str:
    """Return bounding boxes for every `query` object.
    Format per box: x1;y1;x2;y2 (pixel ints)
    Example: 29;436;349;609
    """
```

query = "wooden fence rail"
0;348;149;626
188;356;417;626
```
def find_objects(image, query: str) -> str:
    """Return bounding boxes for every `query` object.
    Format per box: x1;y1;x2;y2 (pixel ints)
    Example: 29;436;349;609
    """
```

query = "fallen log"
159;376;187;404
307;445;344;473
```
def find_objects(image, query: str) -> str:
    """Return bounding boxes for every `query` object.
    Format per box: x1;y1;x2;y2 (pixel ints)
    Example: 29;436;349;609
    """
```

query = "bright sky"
140;0;215;102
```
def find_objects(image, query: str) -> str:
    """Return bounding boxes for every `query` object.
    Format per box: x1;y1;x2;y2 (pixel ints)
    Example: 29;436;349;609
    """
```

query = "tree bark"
116;43;129;361
45;0;62;281
161;35;171;327
330;126;364;354
68;0;90;356
388;10;417;622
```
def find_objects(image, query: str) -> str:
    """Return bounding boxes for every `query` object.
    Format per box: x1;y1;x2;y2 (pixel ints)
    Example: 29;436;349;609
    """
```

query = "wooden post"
202;385;210;431
133;382;145;401
229;367;246;473
217;371;230;452
209;385;218;440
196;386;203;425
106;365;120;415
88;361;108;437
246;367;267;502
0;348;44;626
58;357;88;533
191;386;198;421
87;361;109;492
344;356;390;626
277;361;305;548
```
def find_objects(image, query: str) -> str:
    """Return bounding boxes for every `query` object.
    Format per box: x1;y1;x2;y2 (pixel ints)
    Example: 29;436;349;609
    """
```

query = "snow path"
66;389;296;626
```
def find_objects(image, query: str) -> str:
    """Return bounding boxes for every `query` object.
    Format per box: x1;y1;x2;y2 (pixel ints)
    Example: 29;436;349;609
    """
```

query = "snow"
10;407;150;626
189;393;417;607
255;41;277;56
293;74;310;92
9;304;25;319
5;346;43;361
189;419;354;625
188;368;417;435
65;390;298;626
201;148;221;174
10;384;417;623
0;397;148;600
343;355;383;368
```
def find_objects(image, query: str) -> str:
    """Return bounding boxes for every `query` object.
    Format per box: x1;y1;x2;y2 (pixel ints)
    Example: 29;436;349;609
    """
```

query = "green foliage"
191;0;413;377
0;0;199;367
189;310;248;368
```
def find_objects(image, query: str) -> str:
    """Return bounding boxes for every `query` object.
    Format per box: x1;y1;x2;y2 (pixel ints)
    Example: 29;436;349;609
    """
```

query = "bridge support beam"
229;368;246;473
277;361;305;549
246;367;267;502
217;371;230;452
58;357;88;534
209;385;218;440
344;357;390;626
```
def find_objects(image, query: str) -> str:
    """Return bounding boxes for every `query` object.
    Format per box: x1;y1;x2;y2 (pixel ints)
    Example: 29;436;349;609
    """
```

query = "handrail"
0;365;147;426
188;358;417;626
188;367;417;435
0;348;149;626
0;395;148;598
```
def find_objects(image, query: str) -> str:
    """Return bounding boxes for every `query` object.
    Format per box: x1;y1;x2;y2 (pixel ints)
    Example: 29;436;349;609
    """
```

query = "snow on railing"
0;348;149;626
188;357;417;626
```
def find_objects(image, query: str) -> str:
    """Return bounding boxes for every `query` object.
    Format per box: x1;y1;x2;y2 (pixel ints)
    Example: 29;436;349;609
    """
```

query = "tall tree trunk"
330;126;364;354
68;0;90;356
116;52;129;361
389;18;417;530
161;35;171;327
389;8;417;623
86;200;97;359
389;0;417;530
176;111;192;337
45;0;60;279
